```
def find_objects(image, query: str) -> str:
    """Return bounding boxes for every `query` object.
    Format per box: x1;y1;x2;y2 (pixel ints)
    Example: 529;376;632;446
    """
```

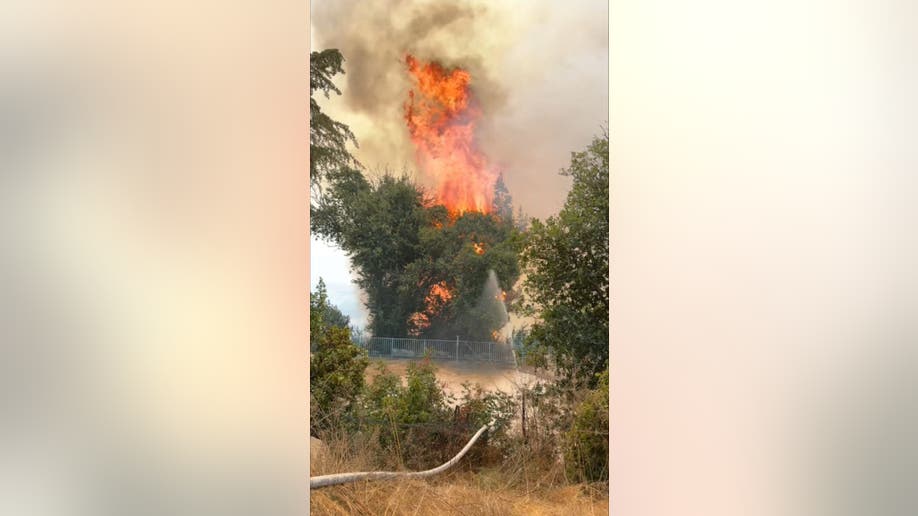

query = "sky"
309;0;609;329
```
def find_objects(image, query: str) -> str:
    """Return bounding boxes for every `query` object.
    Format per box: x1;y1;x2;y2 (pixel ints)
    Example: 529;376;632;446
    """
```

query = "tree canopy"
312;168;521;341
310;49;360;198
521;130;609;385
309;278;367;434
312;170;427;336
310;277;350;349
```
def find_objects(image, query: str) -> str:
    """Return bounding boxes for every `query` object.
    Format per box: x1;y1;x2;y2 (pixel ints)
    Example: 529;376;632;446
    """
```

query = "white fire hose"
310;424;489;489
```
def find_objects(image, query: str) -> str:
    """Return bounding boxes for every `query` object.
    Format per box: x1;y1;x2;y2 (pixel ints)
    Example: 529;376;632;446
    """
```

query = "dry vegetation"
310;476;608;516
310;437;608;516
310;360;608;515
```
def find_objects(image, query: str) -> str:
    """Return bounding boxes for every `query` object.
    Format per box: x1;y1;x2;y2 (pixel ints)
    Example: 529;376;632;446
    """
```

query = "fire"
409;281;454;335
404;55;499;214
427;282;453;305
407;312;430;336
495;290;507;302
472;242;485;255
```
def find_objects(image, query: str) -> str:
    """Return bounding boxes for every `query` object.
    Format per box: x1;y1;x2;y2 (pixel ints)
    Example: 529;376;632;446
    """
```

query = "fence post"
455;336;459;361
489;342;492;362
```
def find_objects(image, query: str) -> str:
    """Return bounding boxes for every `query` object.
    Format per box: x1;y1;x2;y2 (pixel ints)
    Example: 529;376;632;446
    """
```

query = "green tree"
312;171;427;337
491;173;513;222
310;326;368;434
310;49;360;198
313;167;522;341
310;277;350;350
309;278;367;434
521;130;609;385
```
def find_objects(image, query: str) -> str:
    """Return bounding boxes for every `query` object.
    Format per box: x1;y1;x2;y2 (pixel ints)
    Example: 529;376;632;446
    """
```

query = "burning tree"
403;55;499;215
312;169;520;342
403;209;520;340
398;55;522;340
312;54;521;341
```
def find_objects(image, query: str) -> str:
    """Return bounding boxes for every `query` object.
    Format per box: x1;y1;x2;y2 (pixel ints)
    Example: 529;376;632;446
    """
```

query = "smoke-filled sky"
311;0;609;220
309;0;608;327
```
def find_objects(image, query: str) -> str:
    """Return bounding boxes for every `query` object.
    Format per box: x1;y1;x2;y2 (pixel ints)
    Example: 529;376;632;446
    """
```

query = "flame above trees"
404;55;499;215
313;50;522;342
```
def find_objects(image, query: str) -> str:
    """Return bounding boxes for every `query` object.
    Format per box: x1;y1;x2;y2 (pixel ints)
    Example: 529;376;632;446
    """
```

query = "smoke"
312;0;508;115
311;0;609;219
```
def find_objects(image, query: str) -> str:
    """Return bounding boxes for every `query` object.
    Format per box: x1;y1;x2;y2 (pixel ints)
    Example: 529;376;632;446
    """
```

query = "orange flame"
404;55;498;214
409;281;454;335
427;282;453;305
407;312;430;336
472;242;485;255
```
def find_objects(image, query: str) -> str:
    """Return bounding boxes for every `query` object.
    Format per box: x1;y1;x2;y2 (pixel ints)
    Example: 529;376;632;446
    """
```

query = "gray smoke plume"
311;0;608;219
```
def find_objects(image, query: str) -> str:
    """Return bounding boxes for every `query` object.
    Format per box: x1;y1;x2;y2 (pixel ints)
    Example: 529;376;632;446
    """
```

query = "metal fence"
354;336;516;365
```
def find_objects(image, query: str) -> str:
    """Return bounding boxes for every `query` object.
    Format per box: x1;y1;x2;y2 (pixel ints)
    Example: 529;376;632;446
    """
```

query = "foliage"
312;171;428;337
310;286;368;434
491;173;513;222
309;277;350;350
457;382;517;446
401;360;451;423
359;358;452;468
310;49;360;198
521;130;609;385
356;358;522;470
563;369;609;482
312;169;521;341
309;51;522;342
404;210;522;340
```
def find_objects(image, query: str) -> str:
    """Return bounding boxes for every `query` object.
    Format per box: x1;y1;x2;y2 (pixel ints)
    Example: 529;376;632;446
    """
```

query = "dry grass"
311;428;608;516
311;359;607;515
310;474;608;516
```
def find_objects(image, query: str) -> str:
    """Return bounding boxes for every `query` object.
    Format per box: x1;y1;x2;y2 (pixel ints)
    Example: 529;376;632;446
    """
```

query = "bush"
359;358;454;469
402;359;450;424
562;369;609;482
310;325;368;434
357;358;524;471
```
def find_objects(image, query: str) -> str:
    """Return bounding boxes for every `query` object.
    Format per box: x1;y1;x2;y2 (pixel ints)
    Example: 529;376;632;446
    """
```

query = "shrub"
453;382;518;467
402;359;450;424
357;358;523;471
562;369;609;482
310;325;368;434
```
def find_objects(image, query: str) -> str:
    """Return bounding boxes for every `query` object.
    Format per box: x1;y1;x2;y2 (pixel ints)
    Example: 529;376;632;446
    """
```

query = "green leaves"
313;172;427;337
310;49;360;197
521;130;609;385
310;325;368;434
312;168;522;341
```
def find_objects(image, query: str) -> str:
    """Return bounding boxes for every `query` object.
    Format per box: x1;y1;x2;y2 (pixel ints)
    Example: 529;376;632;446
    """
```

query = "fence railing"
354;336;516;365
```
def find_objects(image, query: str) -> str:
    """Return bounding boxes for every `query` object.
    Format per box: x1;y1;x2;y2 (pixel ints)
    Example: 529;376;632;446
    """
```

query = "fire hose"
309;424;489;489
